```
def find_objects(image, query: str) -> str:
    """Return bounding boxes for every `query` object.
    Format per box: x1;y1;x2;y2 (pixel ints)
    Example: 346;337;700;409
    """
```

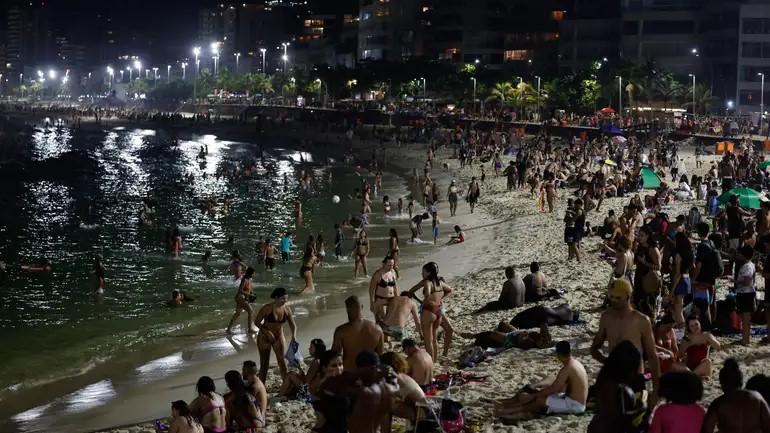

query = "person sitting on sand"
702;358;770;433
378;291;422;342
653;315;679;374
677;316;720;380
189;376;227;433
223;370;264;431
280;339;325;399
402;338;434;390
648;371;706;433
587;340;649;433
474;266;525;313
522;262;562;303
447;225;465;244
381;351;428;421
590;278;660;405
332;296;384;372
493;341;588;422
169;400;204;433
460;322;553;350
310;350;347;432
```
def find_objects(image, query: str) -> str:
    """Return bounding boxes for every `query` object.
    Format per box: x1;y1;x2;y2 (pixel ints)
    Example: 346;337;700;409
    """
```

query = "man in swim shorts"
460;322;553;351
378;291;422;342
494;341;588;421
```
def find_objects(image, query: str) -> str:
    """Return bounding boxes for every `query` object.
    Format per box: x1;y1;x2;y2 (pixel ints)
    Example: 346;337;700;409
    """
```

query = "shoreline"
2;120;501;433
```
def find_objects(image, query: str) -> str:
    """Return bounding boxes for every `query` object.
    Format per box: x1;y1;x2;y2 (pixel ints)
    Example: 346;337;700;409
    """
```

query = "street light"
421;77;426;99
211;42;220;75
127;66;132;82
167;65;171;83
193;46;201;103
48;69;56;79
535;75;542;119
107;66;114;88
474;58;480;65
282;42;290;73
153;67;159;85
688;74;696;115
182;62;187;80
616;75;622;115
235;52;241;74
119;70;124;82
471;77;477;114
134;60;142;79
260;48;267;73
757;72;765;133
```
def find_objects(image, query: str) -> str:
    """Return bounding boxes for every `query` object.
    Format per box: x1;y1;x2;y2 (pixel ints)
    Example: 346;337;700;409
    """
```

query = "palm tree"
487;81;515;105
653;73;682;112
686;83;717;115
245;73;272;95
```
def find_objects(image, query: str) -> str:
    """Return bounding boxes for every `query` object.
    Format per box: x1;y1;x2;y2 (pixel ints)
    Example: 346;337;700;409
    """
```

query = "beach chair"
411;378;465;433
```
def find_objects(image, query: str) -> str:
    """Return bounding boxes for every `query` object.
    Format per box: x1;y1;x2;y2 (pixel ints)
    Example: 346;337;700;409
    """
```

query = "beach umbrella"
600;107;615;114
640;167;662;189
717;187;765;209
601;125;624;135
758;160;770;170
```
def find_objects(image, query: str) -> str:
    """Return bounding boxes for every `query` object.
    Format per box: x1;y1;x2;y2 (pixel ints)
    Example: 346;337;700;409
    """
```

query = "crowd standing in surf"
8;114;770;433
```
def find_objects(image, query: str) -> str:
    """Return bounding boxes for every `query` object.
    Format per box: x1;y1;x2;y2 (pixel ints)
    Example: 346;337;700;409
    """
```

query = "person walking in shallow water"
254;288;297;385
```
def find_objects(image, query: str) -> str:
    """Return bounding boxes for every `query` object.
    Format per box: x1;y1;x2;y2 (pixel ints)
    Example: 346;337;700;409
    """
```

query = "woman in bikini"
226;267;256;334
223;370;264;432
677;317;720;380
368;256;398;320
171;228;183;258
230;250;245;281
388;228;400;279
447;180;459;217
254;287;297;385
169;400;204;433
354;230;370;278
300;248;317;294
411;262;453;361
189;376;227;433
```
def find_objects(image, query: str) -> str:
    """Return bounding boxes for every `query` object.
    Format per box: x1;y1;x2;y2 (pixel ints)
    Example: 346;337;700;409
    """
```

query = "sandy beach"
13;122;770;433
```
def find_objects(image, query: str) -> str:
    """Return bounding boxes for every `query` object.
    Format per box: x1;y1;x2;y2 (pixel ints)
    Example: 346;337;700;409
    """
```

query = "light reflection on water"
0;126;395;400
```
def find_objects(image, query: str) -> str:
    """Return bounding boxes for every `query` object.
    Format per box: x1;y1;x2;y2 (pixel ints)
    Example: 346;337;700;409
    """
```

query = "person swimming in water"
201;249;212;263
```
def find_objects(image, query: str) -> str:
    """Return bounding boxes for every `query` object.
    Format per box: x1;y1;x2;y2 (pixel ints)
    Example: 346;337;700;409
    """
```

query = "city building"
357;0;424;61
735;1;770;115
558;0;621;73
56;36;86;73
6;4;55;76
294;14;358;67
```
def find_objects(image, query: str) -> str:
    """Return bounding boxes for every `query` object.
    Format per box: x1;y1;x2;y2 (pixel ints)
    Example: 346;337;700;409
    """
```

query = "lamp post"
757;72;765;133
471;77;477;114
119;70;124;82
127;67;132;82
153;67;159;85
19;73;23;98
421;77;426;99
182;63;187;80
107;66;114;88
315;78;322;106
281;42;290;73
616;75;622;116
193;47;201;103
689;73;696;116
260;48;267;73
535;75;542;120
235;53;241;74
167;65;171;83
134;61;142;80
211;42;220;75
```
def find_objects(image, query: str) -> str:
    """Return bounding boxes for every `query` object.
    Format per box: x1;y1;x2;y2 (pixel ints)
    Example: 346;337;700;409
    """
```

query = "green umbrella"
717;187;765;209
758;160;770;170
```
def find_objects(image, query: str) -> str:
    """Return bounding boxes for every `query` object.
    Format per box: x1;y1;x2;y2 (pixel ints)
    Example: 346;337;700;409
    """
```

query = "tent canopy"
640;167;662;189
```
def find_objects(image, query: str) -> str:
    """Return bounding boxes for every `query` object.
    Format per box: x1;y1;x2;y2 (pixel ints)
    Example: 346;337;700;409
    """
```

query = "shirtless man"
379;291;421;342
475;266;525;313
402;338;434;389
523;262;559;303
702;358;770;433
321;351;400;433
590;277;660;405
494;341;588;421
333;296;384;371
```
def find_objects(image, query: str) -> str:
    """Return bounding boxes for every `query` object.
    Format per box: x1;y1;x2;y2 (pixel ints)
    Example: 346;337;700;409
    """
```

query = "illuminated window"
361;12;371;20
376;7;390;17
305;19;324;27
439;48;460;59
504;49;532;61
422;6;430;12
542;32;559;41
551;11;564;21
379;0;390;2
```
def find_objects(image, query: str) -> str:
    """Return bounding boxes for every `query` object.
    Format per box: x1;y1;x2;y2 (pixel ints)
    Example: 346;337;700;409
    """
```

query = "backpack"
700;239;725;280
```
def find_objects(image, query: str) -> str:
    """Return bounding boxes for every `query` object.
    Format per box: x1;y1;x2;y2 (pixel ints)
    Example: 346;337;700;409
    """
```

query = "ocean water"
0;126;424;428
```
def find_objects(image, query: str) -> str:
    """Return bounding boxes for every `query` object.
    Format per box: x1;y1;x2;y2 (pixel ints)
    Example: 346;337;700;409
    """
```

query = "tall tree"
653;73;682;112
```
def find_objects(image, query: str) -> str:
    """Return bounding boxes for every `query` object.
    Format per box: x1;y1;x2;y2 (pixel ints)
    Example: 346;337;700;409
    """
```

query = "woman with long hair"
410;262;453;361
634;225;662;319
223;370;263;432
311;350;348;433
677;316;720;380
226;266;255;334
587;340;647;433
300;248;317;294
189;376;227;433
254;288;297;386
354;230;370;278
280;338;327;399
671;232;694;326
388;228;400;279
170;400;203;433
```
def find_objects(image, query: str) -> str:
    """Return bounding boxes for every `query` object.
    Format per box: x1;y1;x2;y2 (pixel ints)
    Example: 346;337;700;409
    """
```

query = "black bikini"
375;278;396;300
265;308;288;324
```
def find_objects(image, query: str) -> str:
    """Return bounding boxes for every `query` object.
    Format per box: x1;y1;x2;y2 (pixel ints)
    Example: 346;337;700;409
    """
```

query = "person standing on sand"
402;338;434;389
590;278;660;407
494;341;588;422
702;358;770;433
332;296;384;372
253;288;297;385
447;180;459;217
379;291;422;342
408;262;453;361
734;245;757;346
467;177;480;213
388;229;400;279
544;174;557;213
504;161;517;191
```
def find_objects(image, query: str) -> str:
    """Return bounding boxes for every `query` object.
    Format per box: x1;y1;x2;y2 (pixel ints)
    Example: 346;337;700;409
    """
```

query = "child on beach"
407;200;415;220
432;211;440;245
397;197;404;216
480;165;486;184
